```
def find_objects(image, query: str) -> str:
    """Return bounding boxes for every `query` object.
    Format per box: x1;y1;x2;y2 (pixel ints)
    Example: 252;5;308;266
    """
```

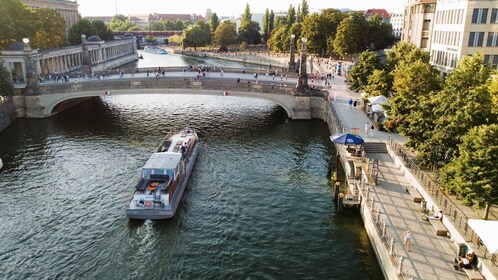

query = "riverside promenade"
322;67;469;279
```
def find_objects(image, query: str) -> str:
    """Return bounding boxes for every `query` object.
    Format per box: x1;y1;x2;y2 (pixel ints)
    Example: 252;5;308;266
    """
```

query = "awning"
372;104;385;113
468;219;498;253
368;95;388;105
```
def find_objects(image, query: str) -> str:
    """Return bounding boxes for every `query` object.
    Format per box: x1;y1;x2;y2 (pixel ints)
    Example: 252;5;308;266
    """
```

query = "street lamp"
297;37;309;93
22;37;38;89
289;34;296;71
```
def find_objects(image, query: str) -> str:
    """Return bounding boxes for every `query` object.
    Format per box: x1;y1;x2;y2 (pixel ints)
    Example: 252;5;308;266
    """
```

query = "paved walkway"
317;63;467;279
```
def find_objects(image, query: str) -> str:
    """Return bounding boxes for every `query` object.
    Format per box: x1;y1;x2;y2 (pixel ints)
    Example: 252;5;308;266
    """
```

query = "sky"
77;0;405;17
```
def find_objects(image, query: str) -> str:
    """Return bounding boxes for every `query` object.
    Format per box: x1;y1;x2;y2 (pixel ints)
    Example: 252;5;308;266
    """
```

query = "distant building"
430;0;498;74
23;0;80;32
85;16;113;25
364;9;391;22
402;0;436;51
205;9;212;21
390;13;404;40
128;14;150;28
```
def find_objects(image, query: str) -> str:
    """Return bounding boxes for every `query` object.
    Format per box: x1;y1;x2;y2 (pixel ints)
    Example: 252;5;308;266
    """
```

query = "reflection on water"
0;95;382;279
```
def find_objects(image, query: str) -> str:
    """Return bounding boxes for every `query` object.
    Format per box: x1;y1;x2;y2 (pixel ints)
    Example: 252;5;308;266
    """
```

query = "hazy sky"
78;0;405;17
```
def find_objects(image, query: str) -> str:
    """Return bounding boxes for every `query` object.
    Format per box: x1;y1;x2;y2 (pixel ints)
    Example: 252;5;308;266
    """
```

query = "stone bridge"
13;74;328;120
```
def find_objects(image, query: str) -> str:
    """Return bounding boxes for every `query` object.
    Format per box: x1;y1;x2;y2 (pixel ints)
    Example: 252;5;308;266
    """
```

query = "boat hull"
126;143;199;220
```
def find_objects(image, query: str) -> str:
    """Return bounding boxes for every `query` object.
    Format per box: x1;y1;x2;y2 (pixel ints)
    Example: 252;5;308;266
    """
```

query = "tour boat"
144;46;168;54
126;127;199;220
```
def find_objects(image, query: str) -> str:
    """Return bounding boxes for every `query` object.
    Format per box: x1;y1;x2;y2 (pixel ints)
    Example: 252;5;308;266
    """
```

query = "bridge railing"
37;78;298;95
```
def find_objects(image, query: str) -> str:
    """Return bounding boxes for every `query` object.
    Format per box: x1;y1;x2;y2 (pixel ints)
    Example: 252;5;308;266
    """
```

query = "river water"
0;52;382;279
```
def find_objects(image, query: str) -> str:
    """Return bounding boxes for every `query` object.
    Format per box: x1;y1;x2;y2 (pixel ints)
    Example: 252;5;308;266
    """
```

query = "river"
0;52;382;279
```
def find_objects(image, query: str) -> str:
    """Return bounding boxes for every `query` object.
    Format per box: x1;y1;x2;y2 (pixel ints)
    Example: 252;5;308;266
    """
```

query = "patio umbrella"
330;133;364;145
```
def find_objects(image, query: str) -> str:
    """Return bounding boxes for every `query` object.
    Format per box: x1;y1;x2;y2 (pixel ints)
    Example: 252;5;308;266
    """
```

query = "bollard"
382;222;387;238
334;181;340;202
370;197;375;210
390;238;394;256
376;208;380;222
338;193;344;212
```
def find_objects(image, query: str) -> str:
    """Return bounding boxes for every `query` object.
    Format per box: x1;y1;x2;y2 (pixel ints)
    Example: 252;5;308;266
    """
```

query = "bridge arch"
45;88;296;118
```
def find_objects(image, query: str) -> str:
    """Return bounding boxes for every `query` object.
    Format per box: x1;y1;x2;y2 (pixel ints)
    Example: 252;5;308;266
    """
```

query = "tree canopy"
210;13;219;35
238;4;261;45
67;19;114;45
214;21;237;47
333;13;368;58
108;14;139;31
440;124;498;219
0;61;14;97
348;50;381;92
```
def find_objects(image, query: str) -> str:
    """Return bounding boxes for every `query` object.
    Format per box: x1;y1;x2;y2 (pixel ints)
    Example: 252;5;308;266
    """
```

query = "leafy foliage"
209;13;219;35
238;20;261;45
182;25;204;50
108;14;139;32
367;14;394;50
419;53;497;166
440;124;498;209
287;5;296;26
301;9;345;55
214;21;237;47
67;19;114;45
348;50;381;92
364;69;391;97
333;13;368;58
0;61;14;97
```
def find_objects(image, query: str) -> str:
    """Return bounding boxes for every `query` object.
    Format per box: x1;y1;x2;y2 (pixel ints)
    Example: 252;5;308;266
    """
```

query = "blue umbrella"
330;133;364;145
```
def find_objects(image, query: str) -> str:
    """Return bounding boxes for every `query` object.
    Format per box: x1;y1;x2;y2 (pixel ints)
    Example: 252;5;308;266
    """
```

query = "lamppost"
289;34;296;71
297;37;309;93
22;38;38;89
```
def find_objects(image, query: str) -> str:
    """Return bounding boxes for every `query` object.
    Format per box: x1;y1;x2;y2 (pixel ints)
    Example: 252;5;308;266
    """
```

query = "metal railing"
388;139;497;266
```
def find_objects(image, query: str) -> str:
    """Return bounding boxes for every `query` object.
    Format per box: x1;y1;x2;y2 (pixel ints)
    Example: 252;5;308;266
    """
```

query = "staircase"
362;142;388;154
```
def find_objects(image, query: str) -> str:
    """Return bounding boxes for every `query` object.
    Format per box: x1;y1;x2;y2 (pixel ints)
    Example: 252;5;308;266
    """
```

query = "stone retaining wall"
0;97;17;132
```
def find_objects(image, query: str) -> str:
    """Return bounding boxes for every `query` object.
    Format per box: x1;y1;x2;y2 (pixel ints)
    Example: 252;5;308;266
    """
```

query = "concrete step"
363;142;388;154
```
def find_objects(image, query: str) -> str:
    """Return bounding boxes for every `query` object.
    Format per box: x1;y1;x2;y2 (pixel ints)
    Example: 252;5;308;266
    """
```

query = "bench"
406;187;423;202
463;266;484;280
429;219;448;236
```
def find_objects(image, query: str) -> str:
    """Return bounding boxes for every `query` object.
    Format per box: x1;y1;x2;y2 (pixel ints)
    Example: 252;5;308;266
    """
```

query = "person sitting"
455;256;471;270
428;210;443;221
466;252;475;265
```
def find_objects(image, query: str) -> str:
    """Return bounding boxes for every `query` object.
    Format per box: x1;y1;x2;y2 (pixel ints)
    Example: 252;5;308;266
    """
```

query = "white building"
430;0;498;73
402;0;436;51
390;13;404;40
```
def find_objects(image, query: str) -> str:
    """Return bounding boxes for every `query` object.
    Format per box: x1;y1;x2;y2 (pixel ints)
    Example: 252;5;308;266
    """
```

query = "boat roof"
143;152;181;170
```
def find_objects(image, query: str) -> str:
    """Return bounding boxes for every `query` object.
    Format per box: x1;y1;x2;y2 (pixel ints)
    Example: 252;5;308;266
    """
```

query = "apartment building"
431;0;498;73
390;13;404;40
402;0;436;51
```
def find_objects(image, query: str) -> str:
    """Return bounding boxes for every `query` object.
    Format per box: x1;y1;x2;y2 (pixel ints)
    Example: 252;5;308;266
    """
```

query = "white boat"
144;46;168;54
126;127;199;220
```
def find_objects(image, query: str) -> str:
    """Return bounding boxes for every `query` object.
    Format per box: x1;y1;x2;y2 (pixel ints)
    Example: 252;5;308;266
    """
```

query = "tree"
210;13;219;35
90;20;114;41
68;19;96;45
269;10;275;34
287;5;296;27
333;13;368;58
242;3;251;21
348;50;381;92
238;20;261;45
301;0;309;19
0;0;34;49
367;14;394;50
0;61;14;97
214;21;237;47
182;25;204;50
364;69;391;97
385;42;428;73
440;124;498;219
301;9;345;55
389;60;441;148
419;53;497;166
30;8;66;49
108;14;139;31
262;9;270;42
267;25;289;52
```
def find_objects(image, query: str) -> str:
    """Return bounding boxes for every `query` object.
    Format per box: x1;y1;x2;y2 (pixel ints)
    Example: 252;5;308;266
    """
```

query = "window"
491;9;498;23
472;8;488;24
487;32;498;47
469;32;485;47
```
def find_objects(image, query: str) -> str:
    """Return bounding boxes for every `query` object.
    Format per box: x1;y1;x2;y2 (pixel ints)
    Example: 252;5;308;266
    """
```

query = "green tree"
364;69;391;97
31;8;66;49
287;5;296;27
0;61;14;97
390;60;441;147
210;13;219;35
267;25;289;52
238;20;261;45
108;14;139;32
195;20;212;45
68;19;96;45
150;21;165;31
419;53;497;166
348;50;381;92
440;124;498;219
182;25;204;50
262;9;270;42
0;0;34;49
91;20;114;41
214;21;237;47
301;0;309;19
333;13;368;58
367;14;394;50
301;9;345;55
242;3;251;21
269;10;275;34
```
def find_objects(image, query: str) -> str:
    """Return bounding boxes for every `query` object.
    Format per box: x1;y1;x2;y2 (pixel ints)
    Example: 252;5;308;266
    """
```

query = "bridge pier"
293;96;311;120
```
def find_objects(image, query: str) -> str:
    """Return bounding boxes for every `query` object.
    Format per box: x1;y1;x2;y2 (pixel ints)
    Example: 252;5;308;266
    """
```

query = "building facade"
402;0;436;51
430;0;498;73
23;0;79;31
390;13;404;40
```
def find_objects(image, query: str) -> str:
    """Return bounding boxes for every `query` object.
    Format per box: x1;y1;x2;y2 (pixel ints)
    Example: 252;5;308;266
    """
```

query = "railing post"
370;197;375;211
376;208;381;222
382;222;387;238
390;238;395;256
398;256;404;275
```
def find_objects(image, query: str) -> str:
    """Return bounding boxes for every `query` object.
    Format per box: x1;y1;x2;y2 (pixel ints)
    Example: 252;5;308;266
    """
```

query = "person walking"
364;122;370;137
349;98;353;108
370;123;375;137
404;228;412;252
